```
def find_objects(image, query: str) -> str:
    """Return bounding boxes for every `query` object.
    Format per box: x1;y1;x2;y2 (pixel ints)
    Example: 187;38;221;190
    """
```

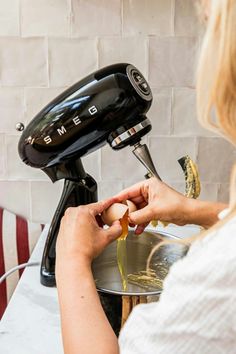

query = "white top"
119;211;236;354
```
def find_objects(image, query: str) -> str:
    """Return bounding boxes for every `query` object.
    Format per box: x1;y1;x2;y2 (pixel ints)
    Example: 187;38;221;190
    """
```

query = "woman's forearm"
56;259;119;354
184;199;228;228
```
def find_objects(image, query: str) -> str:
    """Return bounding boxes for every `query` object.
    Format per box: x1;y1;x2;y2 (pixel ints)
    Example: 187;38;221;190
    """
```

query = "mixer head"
18;63;157;181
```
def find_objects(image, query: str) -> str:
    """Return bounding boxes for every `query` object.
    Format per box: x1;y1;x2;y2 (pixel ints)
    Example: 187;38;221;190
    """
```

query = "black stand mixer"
18;63;160;287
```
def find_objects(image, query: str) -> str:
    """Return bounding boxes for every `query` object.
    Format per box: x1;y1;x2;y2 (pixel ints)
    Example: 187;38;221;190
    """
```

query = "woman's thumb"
129;206;153;225
105;220;122;241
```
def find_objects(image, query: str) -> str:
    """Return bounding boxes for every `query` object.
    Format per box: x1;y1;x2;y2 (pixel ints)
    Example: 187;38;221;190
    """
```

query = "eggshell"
119;211;129;240
101;203;129;226
126;199;137;213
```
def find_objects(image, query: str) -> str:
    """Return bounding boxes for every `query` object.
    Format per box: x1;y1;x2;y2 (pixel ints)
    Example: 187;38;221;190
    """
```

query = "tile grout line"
68;0;73;38
146;35;150;81
19;0;22;37
22;87;27;125
3;133;8;179
170;87;174;135
29;181;33;221
195;136;200;162
216;182;221;202
171;0;176;37
96;37;100;69
121;0;124;37
45;37;50;88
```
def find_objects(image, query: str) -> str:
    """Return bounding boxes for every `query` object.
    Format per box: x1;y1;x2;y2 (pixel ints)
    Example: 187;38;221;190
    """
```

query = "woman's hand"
56;199;122;266
115;178;227;233
115;178;189;234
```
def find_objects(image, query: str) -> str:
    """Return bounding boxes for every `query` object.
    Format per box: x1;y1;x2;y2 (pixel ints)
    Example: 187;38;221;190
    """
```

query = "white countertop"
0;224;200;354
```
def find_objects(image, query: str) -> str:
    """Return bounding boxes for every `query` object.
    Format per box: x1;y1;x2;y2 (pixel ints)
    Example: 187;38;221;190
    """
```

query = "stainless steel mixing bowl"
92;228;188;334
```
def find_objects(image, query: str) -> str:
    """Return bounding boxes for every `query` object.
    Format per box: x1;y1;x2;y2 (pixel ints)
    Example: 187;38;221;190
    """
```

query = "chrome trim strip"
111;119;150;147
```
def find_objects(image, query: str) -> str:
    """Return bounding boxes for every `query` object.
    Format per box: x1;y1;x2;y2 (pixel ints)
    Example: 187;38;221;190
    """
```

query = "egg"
101;200;137;240
101;203;129;227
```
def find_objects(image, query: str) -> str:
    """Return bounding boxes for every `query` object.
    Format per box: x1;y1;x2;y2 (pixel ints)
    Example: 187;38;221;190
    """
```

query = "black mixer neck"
42;158;87;183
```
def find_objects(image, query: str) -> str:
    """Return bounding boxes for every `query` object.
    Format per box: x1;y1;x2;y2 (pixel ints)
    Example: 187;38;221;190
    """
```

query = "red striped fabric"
16;216;30;278
0;208;7;319
0;208;43;319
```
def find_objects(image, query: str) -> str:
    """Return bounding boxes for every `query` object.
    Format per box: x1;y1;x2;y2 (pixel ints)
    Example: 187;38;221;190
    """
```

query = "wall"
0;0;234;224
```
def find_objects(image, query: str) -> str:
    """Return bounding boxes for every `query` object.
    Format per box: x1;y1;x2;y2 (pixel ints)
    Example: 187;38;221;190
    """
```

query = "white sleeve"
119;223;236;354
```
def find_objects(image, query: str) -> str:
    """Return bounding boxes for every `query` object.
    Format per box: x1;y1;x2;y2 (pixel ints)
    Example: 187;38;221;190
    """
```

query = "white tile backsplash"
0;0;19;36
123;0;172;36
0;88;24;133
174;0;202;36
21;0;70;37
148;89;172;135
0;37;47;87
30;180;64;223
48;38;98;87
172;88;214;136
0;134;6;178
149;136;197;182
197;137;236;183
0;1;233;222
71;0;121;37
98;36;148;76
98;180;124;200
101;145;148;182
149;37;198;87
81;151;101;182
0;180;31;219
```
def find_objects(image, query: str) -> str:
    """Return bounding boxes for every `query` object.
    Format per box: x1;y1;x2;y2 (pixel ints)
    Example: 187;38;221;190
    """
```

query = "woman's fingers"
87;198;116;216
129;205;153;225
114;181;144;202
135;223;149;235
129;196;146;205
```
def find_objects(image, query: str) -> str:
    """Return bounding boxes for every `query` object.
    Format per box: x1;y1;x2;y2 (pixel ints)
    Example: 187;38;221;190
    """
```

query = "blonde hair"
197;0;236;210
148;0;236;267
197;0;236;143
